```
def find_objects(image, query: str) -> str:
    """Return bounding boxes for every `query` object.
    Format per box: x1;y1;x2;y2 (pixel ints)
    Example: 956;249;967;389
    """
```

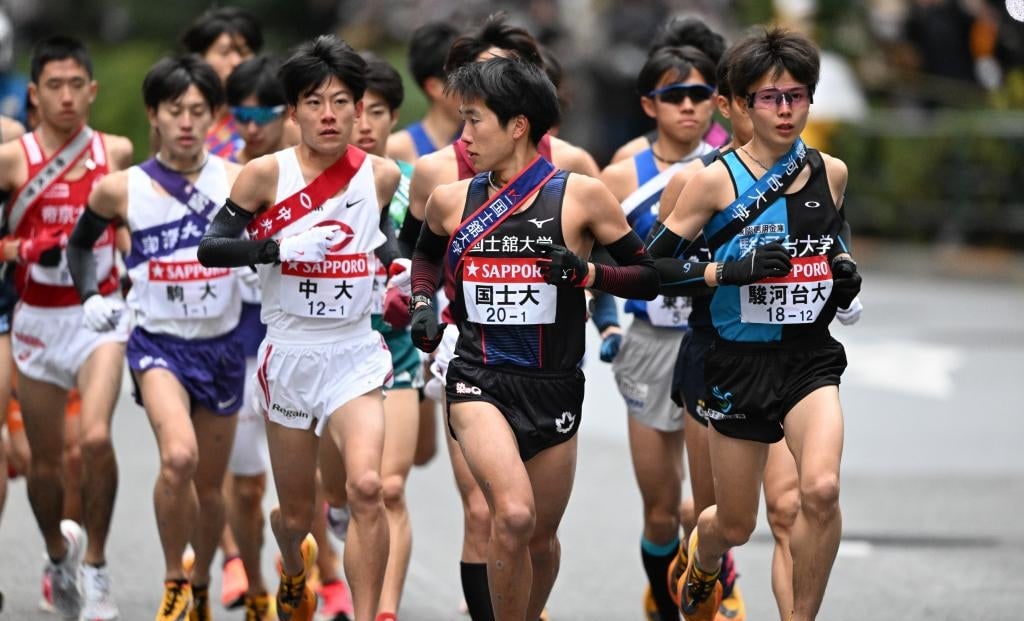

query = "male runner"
609;17;729;164
198;35;400;621
68;54;243;621
599;44;718;621
387;22;462;162
411;56;659;621
398;15;599;619
651;28;862;621
0;35;132;620
180;6;263;160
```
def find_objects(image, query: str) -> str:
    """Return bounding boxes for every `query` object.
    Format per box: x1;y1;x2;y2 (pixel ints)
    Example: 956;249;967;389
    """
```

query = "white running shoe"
82;563;119;620
325;503;350;542
46;519;87;620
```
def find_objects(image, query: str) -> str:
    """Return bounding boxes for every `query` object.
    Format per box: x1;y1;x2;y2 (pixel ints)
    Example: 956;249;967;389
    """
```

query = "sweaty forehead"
305;76;354;99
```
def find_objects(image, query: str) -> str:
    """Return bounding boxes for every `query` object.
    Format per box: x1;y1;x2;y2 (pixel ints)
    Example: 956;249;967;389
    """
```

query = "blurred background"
3;0;1024;250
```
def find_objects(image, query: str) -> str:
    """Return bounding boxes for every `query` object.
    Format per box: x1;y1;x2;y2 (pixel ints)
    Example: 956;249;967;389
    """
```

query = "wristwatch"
409;293;432;314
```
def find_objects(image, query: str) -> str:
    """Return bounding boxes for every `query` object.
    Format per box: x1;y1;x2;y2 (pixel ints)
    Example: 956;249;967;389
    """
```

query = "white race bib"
462;257;557;325
280;253;374;320
740;255;833;324
147;260;234;319
646;294;693;327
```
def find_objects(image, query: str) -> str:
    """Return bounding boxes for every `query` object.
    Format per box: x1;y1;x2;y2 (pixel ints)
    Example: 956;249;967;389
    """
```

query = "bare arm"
104;135;134;172
551;137;600;177
386;130;417;163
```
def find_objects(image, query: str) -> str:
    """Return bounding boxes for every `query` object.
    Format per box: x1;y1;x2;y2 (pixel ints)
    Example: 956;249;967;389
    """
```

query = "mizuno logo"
528;217;553;229
345;198;364;208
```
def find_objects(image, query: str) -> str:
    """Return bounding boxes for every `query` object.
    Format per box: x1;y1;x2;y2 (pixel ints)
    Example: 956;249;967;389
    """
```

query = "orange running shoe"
220;555;248;609
676;529;722;621
275;534;318;621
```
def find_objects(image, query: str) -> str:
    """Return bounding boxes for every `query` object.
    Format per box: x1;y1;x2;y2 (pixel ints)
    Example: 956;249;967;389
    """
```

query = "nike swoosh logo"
345;198;364;208
225;204;238;217
217;395;239;409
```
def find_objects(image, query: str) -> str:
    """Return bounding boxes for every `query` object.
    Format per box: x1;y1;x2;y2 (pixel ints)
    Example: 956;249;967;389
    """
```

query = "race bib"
280;253;374;320
371;259;387;315
462;257;557;325
147;260;234;320
30;241;114;287
740;255;833;324
646;294;693;327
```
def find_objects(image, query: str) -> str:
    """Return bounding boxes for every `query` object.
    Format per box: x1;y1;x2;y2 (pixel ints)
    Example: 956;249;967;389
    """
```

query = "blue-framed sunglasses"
230;105;285;126
646;82;715;105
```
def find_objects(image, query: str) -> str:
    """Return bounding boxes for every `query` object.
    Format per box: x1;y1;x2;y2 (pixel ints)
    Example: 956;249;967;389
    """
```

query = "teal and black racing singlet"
708;149;842;343
451;171;585;371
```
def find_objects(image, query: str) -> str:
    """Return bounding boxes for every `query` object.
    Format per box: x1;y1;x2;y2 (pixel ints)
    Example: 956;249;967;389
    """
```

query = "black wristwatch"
409;293;432;314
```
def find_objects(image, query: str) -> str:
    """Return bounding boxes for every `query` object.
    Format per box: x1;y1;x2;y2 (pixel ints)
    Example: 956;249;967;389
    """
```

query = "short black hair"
445;57;559;145
143;55;224;111
30;35;92;83
226;55;285;107
279;35;367;106
445;13;543;74
180;7;263;56
649;16;727;64
728;27;820;101
715;42;741;99
637;45;716;96
361;52;404;112
408;22;460;89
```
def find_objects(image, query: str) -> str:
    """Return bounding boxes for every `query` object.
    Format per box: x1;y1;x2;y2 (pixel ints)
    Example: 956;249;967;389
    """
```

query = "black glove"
830;256;861;309
718;242;792;286
410;296;446;353
536;243;589;287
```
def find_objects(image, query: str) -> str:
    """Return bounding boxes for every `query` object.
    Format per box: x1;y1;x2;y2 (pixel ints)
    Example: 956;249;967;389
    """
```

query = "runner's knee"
381;473;406;510
493;501;535;549
346;469;383;507
799;473;840;521
717;513;757;548
233;475;265;509
766;487;800;538
160;443;198;487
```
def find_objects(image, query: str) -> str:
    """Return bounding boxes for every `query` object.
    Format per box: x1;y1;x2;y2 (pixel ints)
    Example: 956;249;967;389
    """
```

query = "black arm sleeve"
397;212;423;259
197;199;280;268
836;206;853;256
646;221;695;259
655;257;714;297
374;205;399;270
67;207;112;301
410;223;447;297
591;230;659;300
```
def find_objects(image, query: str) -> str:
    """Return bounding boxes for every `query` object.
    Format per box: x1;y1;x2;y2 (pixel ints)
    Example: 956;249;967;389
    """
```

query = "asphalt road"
1;267;1022;620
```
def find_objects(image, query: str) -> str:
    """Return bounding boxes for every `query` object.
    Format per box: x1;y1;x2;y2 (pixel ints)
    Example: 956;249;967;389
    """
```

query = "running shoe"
39;562;56;612
667;539;688;607
643;585;661;621
276;534;318;621
188;583;211;621
46;519;87;619
82;563;120;620
243;592;272;621
156;581;192;621
325;503;350;543
318;578;353;620
676;529;722;621
715;551;745;621
220;556;248;609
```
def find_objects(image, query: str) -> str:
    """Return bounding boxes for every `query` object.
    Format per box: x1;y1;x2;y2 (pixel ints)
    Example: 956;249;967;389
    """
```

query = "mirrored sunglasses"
230;105;285;126
646;83;715;105
745;86;812;110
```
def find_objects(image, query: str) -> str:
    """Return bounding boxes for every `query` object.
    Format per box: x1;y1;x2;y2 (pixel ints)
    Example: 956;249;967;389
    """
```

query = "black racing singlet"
452;171;586;372
709;149;843;343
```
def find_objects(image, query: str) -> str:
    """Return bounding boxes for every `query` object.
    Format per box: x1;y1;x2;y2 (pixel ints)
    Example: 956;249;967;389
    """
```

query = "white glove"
386;258;411;296
278;225;342;262
835;296;863;326
82;295;124;332
234;266;261;290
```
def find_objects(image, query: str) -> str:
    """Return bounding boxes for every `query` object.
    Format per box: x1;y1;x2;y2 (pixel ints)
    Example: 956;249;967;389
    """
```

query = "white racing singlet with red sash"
7;127;118;306
125;156;240;339
247;145;384;345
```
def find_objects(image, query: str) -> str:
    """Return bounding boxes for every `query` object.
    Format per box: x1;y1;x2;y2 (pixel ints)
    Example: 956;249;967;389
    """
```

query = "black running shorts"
670;327;714;425
700;335;847;443
445;356;585;462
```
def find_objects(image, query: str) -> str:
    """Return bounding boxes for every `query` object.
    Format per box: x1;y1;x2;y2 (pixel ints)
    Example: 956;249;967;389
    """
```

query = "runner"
609;17;729;164
198;35;400;621
398;16;598;618
651;27;862;621
0;35;132;621
599;44;717;621
180;6;263;160
67;54;243;621
387;22;462;162
410;56;659;621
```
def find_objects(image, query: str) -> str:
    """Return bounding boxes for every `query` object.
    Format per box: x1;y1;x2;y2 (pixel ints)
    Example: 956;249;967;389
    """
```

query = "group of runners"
0;7;863;621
